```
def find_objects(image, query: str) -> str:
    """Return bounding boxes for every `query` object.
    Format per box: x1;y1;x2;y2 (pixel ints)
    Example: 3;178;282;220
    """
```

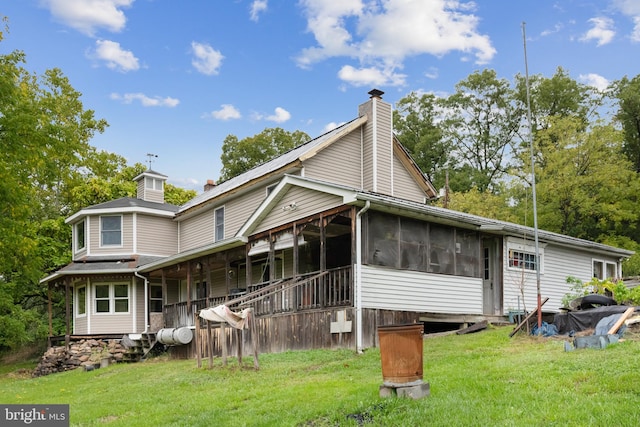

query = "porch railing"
163;266;352;327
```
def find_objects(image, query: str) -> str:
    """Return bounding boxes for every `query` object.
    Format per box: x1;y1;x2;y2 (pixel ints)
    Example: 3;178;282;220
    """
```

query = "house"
42;89;633;357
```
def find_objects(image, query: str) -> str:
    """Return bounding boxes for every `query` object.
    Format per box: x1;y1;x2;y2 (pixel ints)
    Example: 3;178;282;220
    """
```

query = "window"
75;221;86;252
150;285;163;313
76;286;86;316
215;206;225;241
94;283;129;314
506;238;544;274
101;215;122;246
145;177;163;190
593;260;618;280
365;211;481;278
508;250;538;271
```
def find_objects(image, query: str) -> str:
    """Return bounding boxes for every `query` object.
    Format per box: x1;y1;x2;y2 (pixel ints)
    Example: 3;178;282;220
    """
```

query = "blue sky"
2;0;639;192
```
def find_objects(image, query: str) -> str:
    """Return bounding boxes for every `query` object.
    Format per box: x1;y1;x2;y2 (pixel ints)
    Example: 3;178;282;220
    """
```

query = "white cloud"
208;104;242;120
540;23;564;37
110;92;180;107
191;42;224;75
613;0;640;42
337;65;406;87
295;0;495;87
266;107;291;123
43;0;133;36
580;17;615;46
250;0;268;22
579;73;610;91
92;39;139;72
322;121;344;133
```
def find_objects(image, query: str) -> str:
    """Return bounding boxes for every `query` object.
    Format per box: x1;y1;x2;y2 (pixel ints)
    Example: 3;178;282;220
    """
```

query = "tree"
440;69;521;192
0;25;108;350
219;128;310;182
513;67;595;137
393;92;449;189
513;116;638;241
613;74;640;172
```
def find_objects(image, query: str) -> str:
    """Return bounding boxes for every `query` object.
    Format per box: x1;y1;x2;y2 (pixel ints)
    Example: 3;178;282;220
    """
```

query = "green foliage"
561;276;589;308
219;127;310;182
613;74;640;172
165;184;197;206
439;69;521;192
562;276;640;307
393;92;448;188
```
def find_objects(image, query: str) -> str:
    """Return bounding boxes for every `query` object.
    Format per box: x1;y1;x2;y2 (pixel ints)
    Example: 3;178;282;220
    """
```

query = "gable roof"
178;115;368;215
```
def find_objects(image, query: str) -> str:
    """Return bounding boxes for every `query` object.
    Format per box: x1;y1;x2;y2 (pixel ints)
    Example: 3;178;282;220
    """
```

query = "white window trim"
93;282;130;315
506;238;545;275
76;285;87;317
74;220;86;253
214;206;225;242
100;214;123;248
592;259;618;280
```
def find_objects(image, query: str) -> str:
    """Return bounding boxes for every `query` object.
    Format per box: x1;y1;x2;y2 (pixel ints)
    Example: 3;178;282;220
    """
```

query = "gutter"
355;200;370;354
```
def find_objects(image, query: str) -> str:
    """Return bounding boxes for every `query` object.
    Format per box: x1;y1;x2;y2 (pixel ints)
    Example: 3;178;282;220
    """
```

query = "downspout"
355;200;370;354
134;270;149;333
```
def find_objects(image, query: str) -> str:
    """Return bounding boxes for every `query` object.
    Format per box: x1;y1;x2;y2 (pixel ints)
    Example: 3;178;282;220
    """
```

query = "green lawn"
1;325;640;426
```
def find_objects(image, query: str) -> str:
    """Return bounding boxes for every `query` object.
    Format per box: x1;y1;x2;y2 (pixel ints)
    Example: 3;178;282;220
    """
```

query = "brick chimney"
204;179;216;192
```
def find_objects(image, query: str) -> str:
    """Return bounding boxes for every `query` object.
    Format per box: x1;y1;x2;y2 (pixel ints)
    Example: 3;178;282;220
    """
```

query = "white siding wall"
253;187;343;234
501;242;621;314
361;265;483;314
392;154;427;203
136;215;178;256
303;130;362;189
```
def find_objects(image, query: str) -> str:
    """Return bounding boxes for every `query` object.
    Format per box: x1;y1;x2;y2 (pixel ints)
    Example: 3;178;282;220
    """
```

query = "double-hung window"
215;207;225;241
101;215;122;246
94;283;129;314
75;220;86;252
76;285;86;316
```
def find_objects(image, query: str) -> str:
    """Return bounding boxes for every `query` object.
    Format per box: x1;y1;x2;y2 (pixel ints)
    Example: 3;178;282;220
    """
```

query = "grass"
2;325;640;426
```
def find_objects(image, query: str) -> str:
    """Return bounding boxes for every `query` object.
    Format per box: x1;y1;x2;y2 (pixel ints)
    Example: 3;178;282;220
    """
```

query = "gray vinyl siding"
392;154;427;203
374;100;393;195
361;265;483;314
502;242;621;314
179;210;214;252
359;101;374;192
135;279;144;332
89;214;134;255
224;187;266;238
303;129;362;189
136;179;163;203
136;214;178;256
253;186;344;235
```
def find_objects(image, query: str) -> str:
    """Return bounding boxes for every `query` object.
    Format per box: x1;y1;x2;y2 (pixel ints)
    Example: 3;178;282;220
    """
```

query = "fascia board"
66;206;176;224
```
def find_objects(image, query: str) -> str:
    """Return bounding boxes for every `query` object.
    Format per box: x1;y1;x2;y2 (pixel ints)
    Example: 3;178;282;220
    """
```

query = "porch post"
186;261;192;321
47;283;53;347
64;278;70;350
320;215;327;307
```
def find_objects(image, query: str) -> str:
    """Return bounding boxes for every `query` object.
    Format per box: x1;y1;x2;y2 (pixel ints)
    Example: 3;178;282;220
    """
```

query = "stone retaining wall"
33;339;127;377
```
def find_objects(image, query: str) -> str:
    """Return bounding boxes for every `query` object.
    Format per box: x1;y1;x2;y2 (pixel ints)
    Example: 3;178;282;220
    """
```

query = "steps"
121;333;157;362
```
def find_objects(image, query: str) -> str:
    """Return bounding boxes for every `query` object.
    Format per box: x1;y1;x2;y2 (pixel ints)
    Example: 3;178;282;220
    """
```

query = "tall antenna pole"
522;22;542;330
